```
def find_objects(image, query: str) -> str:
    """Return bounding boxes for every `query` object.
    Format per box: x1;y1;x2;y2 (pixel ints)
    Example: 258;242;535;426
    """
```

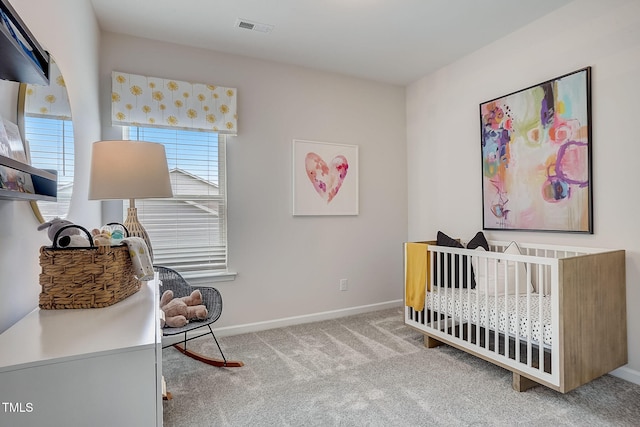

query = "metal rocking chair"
156;265;243;367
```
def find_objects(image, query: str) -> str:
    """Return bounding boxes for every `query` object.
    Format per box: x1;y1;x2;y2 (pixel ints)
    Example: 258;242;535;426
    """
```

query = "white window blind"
127;126;227;279
24;116;74;221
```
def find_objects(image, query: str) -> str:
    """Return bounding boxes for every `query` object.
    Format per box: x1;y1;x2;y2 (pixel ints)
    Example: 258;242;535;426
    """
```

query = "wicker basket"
38;224;141;309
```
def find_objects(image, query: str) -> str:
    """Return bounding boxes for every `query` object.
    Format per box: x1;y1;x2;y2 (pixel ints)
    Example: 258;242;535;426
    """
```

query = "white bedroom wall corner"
406;77;441;240
611;366;640;387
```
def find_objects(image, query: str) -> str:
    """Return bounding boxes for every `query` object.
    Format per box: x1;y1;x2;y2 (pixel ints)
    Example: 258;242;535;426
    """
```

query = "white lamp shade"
88;140;173;200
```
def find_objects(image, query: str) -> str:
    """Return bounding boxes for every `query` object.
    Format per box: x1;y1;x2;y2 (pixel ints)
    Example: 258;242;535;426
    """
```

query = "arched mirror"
17;59;74;223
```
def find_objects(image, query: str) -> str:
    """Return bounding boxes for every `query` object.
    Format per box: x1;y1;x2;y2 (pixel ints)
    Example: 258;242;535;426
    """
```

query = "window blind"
21;59;73;222
127;126;227;279
24;116;74;220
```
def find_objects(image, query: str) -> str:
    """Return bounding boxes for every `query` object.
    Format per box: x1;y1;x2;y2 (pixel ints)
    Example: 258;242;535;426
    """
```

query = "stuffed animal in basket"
91;224;126;246
159;289;208;328
38;218;79;241
37;218;90;248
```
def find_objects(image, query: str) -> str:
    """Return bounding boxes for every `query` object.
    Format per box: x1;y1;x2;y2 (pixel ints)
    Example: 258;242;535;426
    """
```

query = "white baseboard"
610;365;640;386
213;299;404;338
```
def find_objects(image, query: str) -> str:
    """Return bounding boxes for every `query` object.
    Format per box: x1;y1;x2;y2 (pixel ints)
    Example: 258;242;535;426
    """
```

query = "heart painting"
304;152;349;203
293;139;358;216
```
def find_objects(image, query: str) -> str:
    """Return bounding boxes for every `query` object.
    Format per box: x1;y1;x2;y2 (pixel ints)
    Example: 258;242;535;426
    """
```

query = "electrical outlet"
339;279;348;291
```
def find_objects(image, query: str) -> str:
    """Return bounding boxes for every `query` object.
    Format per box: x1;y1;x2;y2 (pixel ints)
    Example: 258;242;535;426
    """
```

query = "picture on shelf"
0;164;35;193
2;118;28;163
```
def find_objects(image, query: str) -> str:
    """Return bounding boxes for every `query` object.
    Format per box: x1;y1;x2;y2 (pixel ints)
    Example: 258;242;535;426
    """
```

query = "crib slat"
494;260;500;354
538;272;544;373
467;256;472;345
485;260;490;351
430;250;435;328
442;251;448;332
526;283;532;369
515;272;520;365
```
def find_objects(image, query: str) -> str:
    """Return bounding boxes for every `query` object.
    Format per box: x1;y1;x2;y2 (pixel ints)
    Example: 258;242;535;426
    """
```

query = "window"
126;126;229;282
24;116;74;221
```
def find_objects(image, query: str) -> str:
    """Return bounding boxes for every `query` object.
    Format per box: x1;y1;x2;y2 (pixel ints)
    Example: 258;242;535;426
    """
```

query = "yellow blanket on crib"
405;242;430;311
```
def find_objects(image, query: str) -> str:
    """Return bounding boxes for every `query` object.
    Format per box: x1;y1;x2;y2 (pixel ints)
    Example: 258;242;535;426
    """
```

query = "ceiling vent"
235;18;274;34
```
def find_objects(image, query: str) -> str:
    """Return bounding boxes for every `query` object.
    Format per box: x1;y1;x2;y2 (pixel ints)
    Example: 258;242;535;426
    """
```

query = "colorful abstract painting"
293;140;358;215
480;67;592;233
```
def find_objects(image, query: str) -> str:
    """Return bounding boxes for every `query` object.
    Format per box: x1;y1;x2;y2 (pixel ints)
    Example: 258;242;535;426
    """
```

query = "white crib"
404;239;627;393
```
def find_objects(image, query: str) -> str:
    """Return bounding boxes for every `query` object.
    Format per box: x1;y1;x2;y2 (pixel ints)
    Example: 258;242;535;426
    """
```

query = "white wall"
407;0;640;380
100;32;408;328
0;0;101;333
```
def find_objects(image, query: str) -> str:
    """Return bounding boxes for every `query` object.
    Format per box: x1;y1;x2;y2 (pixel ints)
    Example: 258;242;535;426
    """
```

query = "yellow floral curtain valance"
25;60;71;120
111;71;238;134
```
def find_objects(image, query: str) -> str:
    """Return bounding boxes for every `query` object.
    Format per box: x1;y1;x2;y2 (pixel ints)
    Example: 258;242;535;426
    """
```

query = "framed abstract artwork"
480;67;592;233
292;139;358;216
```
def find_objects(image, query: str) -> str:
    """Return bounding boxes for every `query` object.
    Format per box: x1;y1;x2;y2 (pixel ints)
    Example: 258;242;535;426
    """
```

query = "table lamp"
88;140;173;260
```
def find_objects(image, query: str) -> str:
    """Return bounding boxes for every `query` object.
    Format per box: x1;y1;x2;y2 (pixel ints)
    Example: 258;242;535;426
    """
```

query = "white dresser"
0;278;162;427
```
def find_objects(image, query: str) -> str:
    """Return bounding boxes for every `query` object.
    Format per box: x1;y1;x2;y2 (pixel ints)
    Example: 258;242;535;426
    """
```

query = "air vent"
238;21;254;30
235;18;274;34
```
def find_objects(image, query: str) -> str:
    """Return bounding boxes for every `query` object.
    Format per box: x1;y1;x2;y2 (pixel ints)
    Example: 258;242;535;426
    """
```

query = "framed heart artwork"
292;139;359;216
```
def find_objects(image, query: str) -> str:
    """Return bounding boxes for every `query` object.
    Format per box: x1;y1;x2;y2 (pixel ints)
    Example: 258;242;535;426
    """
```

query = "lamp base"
124;206;154;262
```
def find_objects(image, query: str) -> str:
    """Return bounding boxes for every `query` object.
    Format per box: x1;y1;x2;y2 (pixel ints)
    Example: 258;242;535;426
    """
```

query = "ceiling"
89;0;572;86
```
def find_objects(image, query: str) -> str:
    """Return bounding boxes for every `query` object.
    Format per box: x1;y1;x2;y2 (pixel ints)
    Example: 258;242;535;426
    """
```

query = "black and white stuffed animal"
37;218;88;247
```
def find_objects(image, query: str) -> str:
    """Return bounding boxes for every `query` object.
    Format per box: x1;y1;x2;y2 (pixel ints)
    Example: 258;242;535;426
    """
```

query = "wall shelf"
0;0;49;85
0;154;56;201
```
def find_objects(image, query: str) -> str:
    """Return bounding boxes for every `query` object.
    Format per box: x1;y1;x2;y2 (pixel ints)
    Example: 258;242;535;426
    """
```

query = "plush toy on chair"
159;289;208;328
156;265;243;368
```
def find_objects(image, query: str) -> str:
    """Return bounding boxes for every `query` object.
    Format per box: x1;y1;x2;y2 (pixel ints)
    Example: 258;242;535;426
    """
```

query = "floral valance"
111;71;238;135
24;60;71;120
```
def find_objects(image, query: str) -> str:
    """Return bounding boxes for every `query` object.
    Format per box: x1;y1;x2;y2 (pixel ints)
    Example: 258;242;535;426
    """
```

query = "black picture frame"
480;67;592;233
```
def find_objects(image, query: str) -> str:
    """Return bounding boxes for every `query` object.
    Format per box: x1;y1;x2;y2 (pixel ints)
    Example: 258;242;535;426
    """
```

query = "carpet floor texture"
162;307;640;426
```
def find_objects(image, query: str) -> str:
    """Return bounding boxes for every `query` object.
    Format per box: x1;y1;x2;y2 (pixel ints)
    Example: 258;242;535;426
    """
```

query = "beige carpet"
162;307;640;426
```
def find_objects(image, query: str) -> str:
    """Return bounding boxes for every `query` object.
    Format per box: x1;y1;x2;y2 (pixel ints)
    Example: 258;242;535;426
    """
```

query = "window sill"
181;271;237;286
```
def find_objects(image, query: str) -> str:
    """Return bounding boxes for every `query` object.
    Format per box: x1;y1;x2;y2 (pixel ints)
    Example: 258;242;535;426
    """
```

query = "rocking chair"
156;265;243;367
